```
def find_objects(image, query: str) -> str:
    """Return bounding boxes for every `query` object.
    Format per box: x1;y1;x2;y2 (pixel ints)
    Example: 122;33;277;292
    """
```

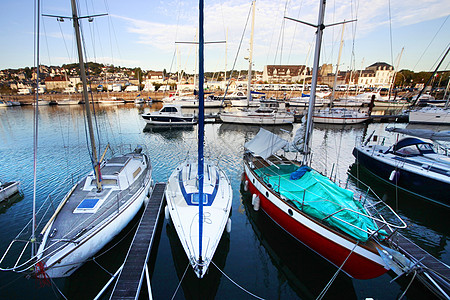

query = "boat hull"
37;162;153;278
243;163;388;279
352;147;449;207
313;115;369;124
0;182;20;202
142;115;196;126
409;110;450;124
220;113;294;125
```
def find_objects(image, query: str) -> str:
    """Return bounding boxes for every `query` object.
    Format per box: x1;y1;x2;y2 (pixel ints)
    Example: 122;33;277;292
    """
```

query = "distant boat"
0;181;20;202
409;106;450;124
141;104;196;126
313;107;369;124
353;130;450;207
220;99;295;125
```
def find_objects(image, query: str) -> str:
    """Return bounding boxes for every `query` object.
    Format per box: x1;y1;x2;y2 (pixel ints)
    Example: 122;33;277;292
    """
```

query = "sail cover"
245;128;288;159
386;127;450;142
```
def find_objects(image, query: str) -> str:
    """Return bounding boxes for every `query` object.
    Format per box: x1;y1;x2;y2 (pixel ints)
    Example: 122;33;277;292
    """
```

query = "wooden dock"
110;182;166;300
393;233;450;299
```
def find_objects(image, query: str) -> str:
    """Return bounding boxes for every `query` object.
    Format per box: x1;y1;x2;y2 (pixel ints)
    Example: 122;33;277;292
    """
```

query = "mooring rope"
171;263;190;300
211;260;265;300
398;270;417;300
316;241;360;300
50;277;68;300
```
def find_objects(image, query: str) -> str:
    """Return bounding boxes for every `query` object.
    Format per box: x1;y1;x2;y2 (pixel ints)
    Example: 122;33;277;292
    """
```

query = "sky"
0;0;449;74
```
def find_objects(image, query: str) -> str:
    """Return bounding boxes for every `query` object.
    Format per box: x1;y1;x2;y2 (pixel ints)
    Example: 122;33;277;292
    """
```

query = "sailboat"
164;0;233;279
243;0;407;280
28;0;153;278
312;21;370;125
220;1;294;125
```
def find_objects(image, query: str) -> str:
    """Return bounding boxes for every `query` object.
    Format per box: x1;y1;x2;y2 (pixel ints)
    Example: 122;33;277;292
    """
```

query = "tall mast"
303;0;327;165
198;0;205;265
32;0;41;257
70;0;102;192
331;22;345;103
246;0;256;106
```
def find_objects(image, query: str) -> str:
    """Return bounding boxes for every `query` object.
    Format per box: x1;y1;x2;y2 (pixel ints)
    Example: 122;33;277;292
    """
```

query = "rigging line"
84;0;98;62
413;15;449;71
41;16;52;66
50;277;69;300
211;260;265;300
57;21;73;70
287;0;304;63
221;3;252;100
398;270;417;300
170;263;190;300
316;241;360;300
265;0;284;66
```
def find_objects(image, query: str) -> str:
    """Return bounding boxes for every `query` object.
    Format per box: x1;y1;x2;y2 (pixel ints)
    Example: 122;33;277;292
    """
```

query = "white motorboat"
141;104;196;126
0;181;20;202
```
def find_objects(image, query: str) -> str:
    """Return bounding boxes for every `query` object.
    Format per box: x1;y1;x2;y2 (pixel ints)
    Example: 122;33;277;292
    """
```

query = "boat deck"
110;182;166;300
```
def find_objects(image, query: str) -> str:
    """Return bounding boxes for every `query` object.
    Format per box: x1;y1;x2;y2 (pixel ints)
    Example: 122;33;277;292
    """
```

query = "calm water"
0;104;448;299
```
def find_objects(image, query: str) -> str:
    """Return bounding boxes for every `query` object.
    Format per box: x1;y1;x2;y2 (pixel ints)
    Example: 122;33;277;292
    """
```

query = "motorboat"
353;133;450;207
0;181;20;202
313;108;370;124
141;104;196;126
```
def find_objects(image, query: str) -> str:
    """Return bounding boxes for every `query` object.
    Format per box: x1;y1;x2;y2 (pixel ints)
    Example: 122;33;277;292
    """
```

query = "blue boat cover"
255;165;378;242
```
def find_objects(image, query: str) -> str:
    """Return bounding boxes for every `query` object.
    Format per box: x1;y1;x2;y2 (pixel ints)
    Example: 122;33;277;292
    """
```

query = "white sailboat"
312;21;369;125
0;0;153;279
220;1;294;125
164;0;232;279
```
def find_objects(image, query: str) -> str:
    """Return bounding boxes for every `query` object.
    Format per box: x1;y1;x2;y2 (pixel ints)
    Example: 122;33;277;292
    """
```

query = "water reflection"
240;182;357;300
166;221;230;300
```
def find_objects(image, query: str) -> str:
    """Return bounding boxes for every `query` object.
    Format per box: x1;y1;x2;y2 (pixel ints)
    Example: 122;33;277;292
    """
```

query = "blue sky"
0;0;449;73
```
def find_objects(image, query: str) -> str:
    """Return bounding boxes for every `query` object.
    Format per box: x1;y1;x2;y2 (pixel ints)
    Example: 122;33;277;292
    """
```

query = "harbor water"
0;104;448;299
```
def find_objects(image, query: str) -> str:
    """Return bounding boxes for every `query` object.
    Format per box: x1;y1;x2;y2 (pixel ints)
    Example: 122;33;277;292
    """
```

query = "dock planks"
110;182;166;300
393;233;450;299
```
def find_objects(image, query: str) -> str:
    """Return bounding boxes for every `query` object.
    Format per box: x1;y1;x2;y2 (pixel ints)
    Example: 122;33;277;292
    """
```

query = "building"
358;62;394;88
44;76;69;90
262;65;309;83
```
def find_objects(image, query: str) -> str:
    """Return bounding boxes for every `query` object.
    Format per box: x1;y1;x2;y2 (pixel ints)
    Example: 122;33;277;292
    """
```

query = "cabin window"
396;145;420;156
133;167;142;179
102;179;118;186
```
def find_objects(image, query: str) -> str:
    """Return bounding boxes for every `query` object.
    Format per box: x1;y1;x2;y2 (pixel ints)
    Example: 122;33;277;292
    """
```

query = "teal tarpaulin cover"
255;165;378;242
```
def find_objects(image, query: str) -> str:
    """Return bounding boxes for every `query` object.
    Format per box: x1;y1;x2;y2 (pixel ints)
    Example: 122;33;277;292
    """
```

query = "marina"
0;0;449;299
0;103;448;299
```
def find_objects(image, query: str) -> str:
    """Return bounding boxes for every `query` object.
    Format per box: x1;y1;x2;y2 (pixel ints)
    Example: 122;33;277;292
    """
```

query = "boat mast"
198;0;205;266
303;0;327;165
32;0;41;257
70;0;102;192
246;0;256;106
331;22;345;104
